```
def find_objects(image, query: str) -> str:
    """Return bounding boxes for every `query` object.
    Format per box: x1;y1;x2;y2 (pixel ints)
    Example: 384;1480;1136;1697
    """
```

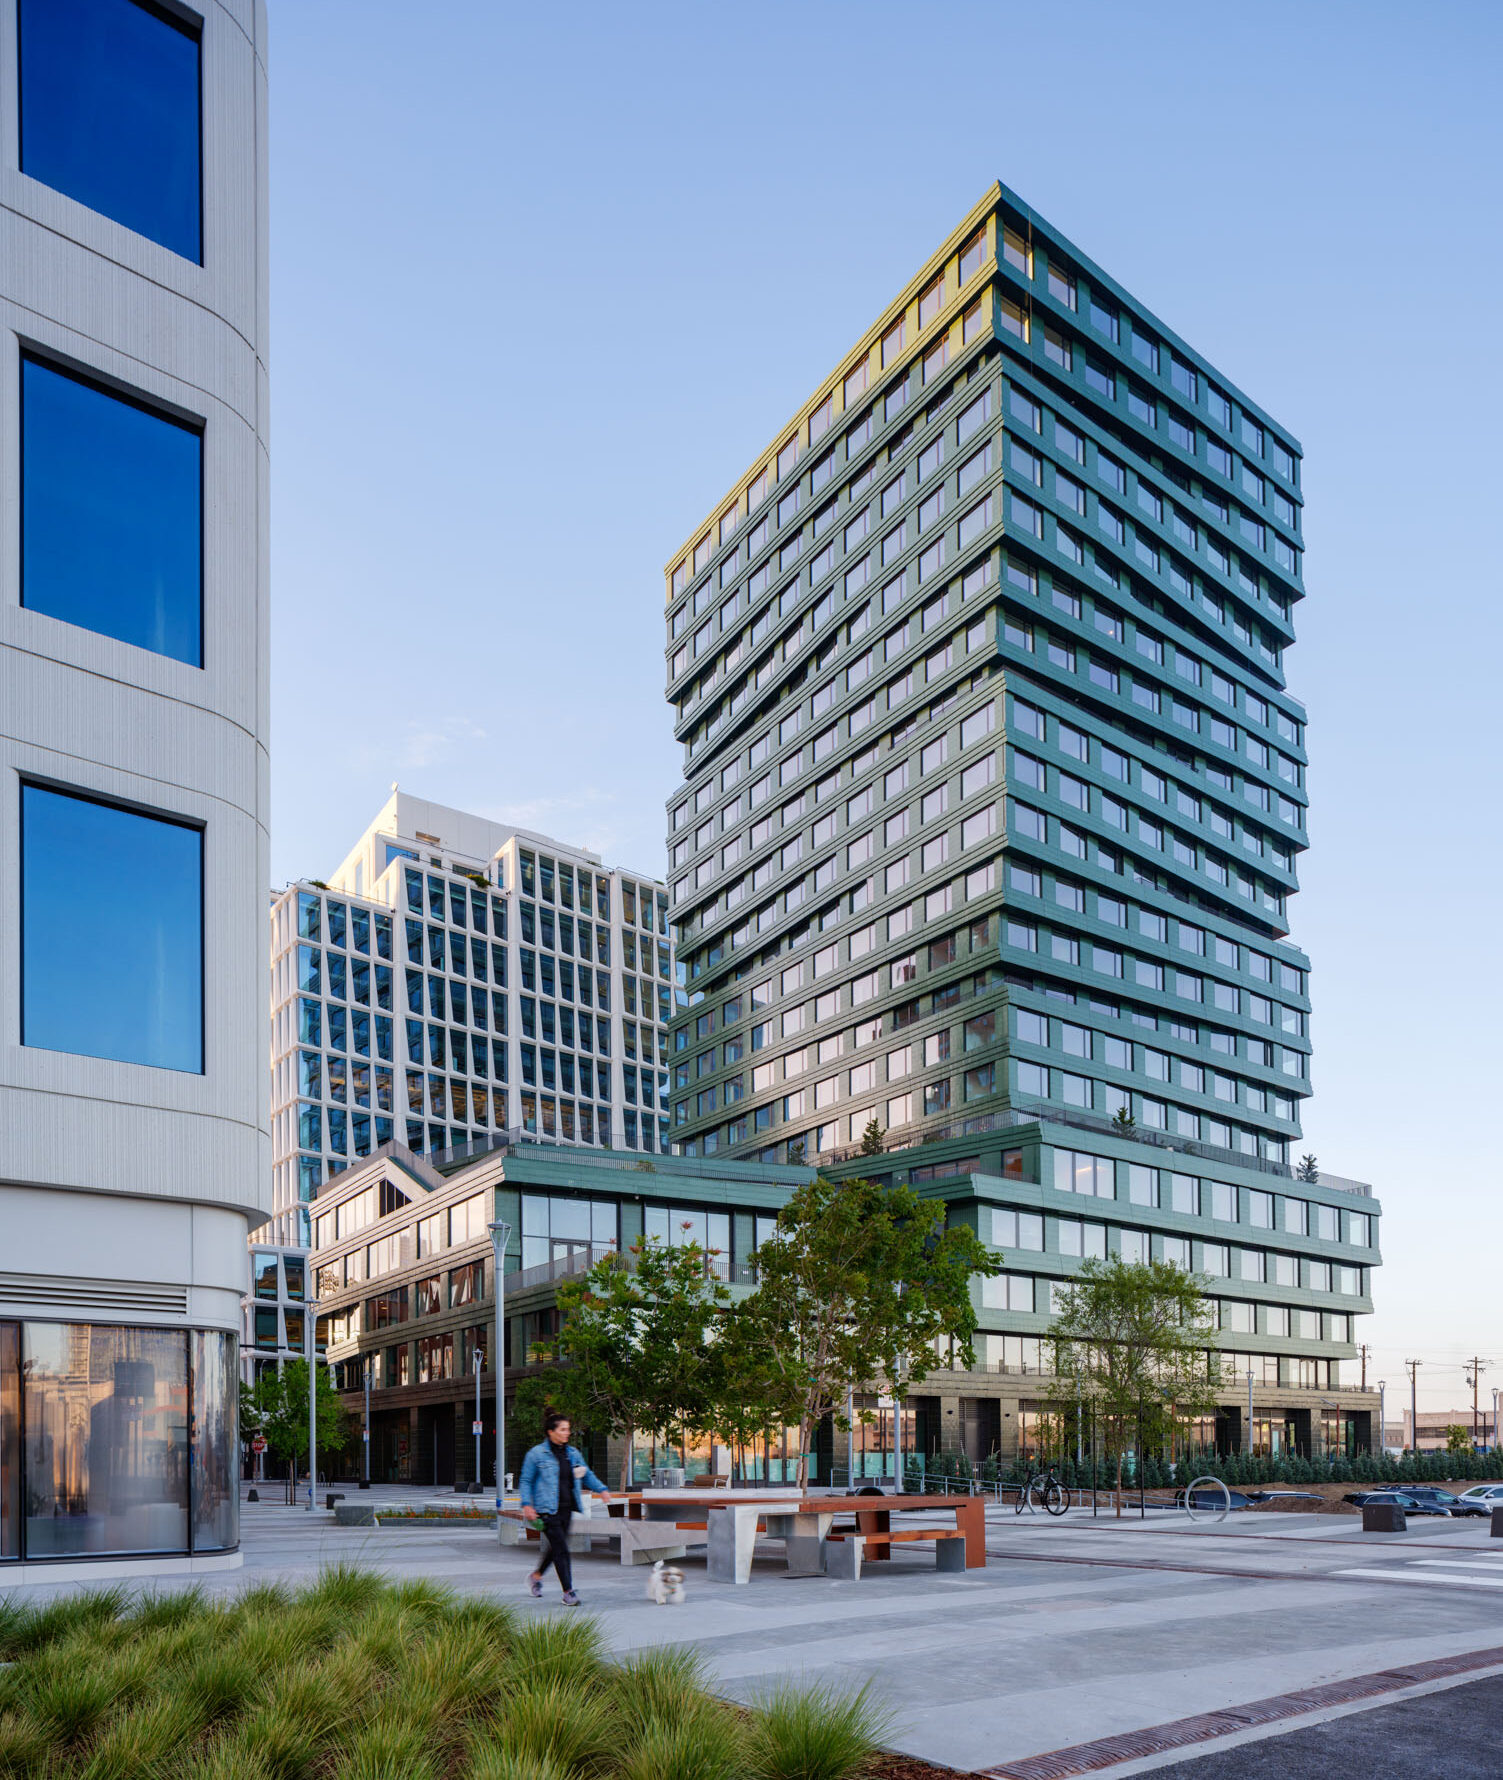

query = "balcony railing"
829;1101;1371;1197
508;1243;759;1293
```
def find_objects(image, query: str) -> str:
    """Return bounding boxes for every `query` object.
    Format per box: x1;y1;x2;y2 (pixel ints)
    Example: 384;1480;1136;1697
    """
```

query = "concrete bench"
826;1526;967;1573
334;1502;376;1527
325;1493;345;1511
497;1510;705;1566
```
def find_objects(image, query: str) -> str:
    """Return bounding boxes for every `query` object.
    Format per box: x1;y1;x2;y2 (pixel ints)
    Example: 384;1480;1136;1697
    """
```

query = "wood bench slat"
827;1526;965;1545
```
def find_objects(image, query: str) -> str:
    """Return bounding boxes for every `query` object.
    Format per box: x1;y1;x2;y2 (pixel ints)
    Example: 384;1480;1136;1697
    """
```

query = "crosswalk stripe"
1335;1567;1503;1589
1402;1558;1503;1572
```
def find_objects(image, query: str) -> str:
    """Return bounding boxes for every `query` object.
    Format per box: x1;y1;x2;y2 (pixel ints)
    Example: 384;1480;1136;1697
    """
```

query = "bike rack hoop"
1182;1474;1232;1524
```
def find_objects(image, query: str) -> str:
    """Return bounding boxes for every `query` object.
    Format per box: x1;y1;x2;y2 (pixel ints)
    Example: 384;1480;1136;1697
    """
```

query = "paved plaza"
9;1489;1503;1776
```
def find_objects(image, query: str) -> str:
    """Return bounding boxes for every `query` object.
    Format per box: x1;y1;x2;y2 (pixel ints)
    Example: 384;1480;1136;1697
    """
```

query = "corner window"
21;783;203;1072
18;0;202;262
21;355;202;665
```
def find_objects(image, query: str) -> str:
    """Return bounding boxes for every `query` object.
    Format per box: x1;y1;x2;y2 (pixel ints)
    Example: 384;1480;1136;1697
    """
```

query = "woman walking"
519;1411;610;1605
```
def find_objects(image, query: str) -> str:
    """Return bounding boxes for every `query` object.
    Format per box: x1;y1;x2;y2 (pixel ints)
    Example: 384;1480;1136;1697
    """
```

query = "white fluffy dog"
645;1559;685;1605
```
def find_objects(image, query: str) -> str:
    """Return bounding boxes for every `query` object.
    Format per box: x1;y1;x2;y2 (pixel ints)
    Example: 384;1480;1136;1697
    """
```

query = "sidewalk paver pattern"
8;1493;1503;1774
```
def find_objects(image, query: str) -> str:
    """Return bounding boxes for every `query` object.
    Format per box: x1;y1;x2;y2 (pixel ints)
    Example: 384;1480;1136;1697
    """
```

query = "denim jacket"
519;1440;605;1515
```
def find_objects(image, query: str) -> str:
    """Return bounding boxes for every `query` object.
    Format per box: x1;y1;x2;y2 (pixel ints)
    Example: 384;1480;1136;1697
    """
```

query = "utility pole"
1405;1358;1422;1454
1464;1358;1490;1446
1357;1343;1371;1391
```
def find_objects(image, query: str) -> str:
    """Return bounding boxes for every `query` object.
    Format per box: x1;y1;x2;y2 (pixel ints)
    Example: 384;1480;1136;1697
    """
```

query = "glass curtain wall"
0;1325;17;1560
0;1322;238;1564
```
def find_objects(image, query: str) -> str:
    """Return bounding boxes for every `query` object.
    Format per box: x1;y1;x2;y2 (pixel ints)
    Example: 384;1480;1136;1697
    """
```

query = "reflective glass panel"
23;1323;189;1556
0;1323;17;1560
21;785;203;1071
21;356;202;664
191;1330;237;1552
18;0;202;260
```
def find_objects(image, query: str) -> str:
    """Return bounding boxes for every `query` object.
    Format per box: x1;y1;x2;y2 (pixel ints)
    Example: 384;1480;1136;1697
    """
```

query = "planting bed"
0;1568;891;1778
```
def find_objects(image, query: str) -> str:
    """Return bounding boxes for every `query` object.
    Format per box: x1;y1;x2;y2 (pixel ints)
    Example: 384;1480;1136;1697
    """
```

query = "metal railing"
508;1243;757;1294
826;1101;1371;1197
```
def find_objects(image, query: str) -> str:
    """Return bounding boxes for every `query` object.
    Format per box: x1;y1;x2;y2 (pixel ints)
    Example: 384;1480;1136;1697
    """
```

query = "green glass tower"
665;183;1310;1173
660;183;1378;1456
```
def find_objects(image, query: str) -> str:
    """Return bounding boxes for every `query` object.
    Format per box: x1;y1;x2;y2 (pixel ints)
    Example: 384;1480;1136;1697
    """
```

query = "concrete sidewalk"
8;1493;1503;1775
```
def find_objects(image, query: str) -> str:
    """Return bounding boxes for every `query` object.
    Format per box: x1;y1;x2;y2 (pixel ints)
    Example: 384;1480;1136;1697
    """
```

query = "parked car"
1175;1486;1255;1510
1456;1484;1503;1508
1245;1490;1326;1505
1400;1486;1490;1518
1343;1489;1452;1517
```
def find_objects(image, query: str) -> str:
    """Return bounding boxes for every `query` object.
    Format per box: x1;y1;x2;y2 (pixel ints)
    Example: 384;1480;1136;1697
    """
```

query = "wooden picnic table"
815;1492;987;1568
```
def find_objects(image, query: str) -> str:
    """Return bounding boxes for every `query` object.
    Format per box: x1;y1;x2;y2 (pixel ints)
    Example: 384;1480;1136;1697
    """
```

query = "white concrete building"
262;789;672;1258
0;0;270;1577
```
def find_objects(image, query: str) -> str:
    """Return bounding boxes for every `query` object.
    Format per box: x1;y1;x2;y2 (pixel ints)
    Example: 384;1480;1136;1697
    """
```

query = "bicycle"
1015;1464;1070;1516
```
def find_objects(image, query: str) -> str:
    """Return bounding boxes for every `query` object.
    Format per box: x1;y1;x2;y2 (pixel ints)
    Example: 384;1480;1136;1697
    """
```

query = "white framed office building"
0;0;271;1577
264;789;672;1251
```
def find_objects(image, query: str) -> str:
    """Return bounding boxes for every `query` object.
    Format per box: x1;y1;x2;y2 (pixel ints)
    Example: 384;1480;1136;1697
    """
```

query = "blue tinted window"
21;784;203;1072
22;356;202;666
18;0;201;261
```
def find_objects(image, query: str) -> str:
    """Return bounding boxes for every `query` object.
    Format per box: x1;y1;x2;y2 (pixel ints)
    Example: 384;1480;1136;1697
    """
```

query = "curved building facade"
0;0;270;1576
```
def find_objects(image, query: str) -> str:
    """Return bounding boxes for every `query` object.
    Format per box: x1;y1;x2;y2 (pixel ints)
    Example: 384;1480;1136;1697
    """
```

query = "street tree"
1047;1256;1220;1514
735;1174;997;1489
519;1233;731;1488
251;1358;351;1484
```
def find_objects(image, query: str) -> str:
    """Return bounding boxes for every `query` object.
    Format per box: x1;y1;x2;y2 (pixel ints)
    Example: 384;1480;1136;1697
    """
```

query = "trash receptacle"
1491;1505;1503;1540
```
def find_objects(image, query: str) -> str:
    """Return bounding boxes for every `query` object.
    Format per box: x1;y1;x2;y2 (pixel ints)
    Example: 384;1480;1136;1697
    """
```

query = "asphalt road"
1153;1673;1503;1778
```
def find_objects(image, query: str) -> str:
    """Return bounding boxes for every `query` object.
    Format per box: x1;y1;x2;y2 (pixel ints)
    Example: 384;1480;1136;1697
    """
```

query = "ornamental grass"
0;1566;889;1779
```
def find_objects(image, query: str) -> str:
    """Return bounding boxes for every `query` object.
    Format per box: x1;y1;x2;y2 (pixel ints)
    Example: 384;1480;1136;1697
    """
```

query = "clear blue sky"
268;0;1502;1412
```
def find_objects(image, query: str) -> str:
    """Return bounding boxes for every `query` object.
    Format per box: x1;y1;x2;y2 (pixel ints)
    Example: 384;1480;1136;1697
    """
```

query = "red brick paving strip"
973;1643;1503;1778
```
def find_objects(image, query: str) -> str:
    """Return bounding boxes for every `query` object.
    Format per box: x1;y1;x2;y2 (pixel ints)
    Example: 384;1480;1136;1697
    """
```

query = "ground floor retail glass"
0;1322;238;1564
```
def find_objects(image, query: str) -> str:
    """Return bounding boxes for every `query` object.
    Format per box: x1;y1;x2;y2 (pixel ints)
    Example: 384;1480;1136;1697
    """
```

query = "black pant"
536;1510;573;1592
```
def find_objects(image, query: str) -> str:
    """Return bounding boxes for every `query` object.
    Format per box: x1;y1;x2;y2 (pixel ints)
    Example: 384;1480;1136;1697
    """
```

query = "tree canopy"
517;1232;731;1487
248;1358;351;1479
1046;1256;1219;1512
737;1174;997;1488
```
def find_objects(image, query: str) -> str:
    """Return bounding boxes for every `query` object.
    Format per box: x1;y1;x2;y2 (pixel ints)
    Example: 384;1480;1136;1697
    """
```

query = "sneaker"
561;1590;581;1606
528;1575;543;1599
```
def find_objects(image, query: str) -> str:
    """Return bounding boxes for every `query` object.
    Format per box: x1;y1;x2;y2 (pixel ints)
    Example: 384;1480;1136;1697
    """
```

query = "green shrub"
615;1714;743;1780
0;1570;889;1780
494;1679;616;1773
743;1680;892;1780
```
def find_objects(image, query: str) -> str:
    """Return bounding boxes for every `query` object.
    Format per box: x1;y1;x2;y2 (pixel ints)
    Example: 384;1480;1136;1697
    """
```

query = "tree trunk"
795;1418;812;1492
1115;1448;1123;1518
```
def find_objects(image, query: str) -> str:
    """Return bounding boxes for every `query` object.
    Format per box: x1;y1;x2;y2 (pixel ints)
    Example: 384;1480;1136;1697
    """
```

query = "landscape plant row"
0;1566;888;1780
902;1446;1502;1490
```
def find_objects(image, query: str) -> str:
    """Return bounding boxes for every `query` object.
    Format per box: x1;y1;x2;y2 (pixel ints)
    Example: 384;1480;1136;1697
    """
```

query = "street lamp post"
305;1300;316;1512
488;1220;513;1511
362;1354;372;1488
473;1343;483;1491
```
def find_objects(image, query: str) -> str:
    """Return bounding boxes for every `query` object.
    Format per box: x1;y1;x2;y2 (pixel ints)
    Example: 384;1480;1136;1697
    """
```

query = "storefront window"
0;1324;17;1560
23;1324;189;1558
191;1331;237;1552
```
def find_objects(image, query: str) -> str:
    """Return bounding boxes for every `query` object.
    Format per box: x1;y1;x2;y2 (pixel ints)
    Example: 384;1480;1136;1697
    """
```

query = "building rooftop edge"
664;178;1304;577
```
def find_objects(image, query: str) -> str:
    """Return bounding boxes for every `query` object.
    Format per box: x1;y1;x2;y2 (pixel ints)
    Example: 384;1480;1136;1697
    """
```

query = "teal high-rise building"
661;184;1378;1453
